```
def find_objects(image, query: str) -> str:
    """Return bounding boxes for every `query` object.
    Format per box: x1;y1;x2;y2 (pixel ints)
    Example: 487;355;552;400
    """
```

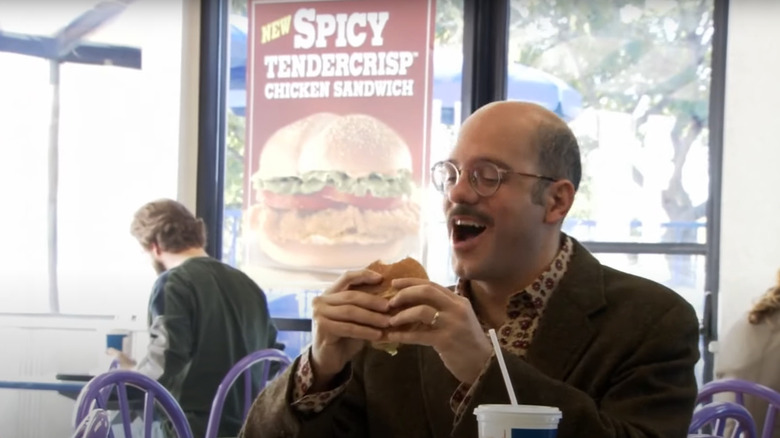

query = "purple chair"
73;370;193;438
72;408;110;438
204;349;292;438
698;378;780;438
688;401;758;438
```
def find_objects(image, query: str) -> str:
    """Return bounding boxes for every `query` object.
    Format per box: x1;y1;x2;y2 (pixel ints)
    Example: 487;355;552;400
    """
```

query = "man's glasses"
430;160;558;197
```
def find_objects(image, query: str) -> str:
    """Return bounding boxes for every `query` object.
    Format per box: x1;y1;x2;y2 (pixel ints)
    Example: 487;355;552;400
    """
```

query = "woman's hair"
748;269;780;324
130;199;206;253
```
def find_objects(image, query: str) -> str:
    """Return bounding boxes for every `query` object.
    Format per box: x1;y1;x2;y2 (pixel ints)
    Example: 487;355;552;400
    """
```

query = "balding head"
444;101;579;288
463;101;581;200
466;100;560;126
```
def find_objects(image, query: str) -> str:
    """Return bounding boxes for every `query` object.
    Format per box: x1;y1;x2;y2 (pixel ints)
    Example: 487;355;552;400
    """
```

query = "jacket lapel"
416;239;607;436
525;240;606;381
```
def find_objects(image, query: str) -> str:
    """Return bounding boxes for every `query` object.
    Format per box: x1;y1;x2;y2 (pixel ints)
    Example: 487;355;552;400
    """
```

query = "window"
210;0;723;378
0;1;190;316
220;0;462;358
505;0;718;382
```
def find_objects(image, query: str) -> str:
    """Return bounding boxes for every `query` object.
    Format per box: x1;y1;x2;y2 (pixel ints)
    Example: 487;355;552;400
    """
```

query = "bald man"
241;102;700;438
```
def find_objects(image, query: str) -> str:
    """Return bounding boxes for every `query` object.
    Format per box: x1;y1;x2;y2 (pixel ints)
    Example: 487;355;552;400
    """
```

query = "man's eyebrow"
446;157;516;170
473;157;514;169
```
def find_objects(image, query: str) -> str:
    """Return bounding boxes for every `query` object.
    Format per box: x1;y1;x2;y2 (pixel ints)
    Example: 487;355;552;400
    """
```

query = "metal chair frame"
73;370;193;438
204;348;292;438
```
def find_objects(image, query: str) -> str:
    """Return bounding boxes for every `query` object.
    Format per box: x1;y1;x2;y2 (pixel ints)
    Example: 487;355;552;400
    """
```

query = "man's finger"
390;277;430;289
317;303;392;329
327;269;383;295
314;290;391;313
388;305;437;329
316;319;385;342
388;284;452;310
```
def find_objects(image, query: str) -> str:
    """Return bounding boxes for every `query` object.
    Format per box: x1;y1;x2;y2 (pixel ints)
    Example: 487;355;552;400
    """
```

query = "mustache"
446;204;493;226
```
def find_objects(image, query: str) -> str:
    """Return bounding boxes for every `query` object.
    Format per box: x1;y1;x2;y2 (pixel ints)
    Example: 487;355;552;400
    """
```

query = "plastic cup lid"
474;404;562;416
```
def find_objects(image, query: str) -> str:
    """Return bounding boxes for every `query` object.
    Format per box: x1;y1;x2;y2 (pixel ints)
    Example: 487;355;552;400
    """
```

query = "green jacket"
139;257;277;437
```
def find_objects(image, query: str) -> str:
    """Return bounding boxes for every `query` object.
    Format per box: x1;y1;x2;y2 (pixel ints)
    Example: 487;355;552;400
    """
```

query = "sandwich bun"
254;112;340;180
350;257;428;355
246;112;420;270
298;113;413;177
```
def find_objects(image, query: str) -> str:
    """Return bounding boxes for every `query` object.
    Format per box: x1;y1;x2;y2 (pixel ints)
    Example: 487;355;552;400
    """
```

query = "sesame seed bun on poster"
242;0;435;286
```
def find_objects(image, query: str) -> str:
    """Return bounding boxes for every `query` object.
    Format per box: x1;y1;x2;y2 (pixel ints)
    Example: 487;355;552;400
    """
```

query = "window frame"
0;1;190;317
198;0;728;382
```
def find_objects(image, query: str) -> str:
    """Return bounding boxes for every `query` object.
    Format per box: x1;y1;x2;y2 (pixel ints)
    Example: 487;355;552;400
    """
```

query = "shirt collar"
456;235;574;308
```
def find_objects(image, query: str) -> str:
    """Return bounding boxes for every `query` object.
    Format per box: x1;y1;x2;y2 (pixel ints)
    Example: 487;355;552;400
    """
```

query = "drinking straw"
488;328;518;405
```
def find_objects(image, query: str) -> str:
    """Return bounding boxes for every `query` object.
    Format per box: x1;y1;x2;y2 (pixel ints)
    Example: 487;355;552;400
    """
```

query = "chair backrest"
204;348;292;438
689;401;758;438
688;435;729;438
698;378;780;438
73;370;193;438
72;408;110;438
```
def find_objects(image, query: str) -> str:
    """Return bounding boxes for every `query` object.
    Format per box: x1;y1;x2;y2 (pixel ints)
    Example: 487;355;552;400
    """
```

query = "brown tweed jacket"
240;239;700;438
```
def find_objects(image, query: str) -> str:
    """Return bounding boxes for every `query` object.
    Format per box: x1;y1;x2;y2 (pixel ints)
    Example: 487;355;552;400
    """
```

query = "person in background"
240;101;700;438
716;270;780;438
110;199;278;437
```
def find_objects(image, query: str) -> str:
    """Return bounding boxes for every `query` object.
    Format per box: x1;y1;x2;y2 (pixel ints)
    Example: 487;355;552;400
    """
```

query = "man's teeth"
455;219;485;228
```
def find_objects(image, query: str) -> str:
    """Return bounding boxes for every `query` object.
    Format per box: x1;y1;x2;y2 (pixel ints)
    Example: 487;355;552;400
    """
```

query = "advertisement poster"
242;0;436;285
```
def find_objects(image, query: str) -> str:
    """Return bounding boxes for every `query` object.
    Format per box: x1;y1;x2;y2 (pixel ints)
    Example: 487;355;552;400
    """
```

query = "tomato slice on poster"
261;187;403;211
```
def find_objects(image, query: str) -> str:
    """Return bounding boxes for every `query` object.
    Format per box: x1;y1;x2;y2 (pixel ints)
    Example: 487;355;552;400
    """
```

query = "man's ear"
543;180;576;225
149;241;162;257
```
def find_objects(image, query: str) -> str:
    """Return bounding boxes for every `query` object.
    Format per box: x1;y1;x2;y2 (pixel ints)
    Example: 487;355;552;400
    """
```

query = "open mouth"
452;219;487;243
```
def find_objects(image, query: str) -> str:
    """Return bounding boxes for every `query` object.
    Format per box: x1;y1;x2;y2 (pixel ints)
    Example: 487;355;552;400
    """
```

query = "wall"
0;0;200;435
177;0;201;211
718;0;780;336
0;320;106;437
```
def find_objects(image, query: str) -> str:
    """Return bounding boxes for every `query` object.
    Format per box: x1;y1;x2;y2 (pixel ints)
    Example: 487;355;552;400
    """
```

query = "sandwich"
245;112;420;269
350;257;429;356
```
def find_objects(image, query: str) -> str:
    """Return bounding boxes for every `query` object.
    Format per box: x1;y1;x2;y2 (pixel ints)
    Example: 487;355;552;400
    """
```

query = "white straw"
488;328;518;405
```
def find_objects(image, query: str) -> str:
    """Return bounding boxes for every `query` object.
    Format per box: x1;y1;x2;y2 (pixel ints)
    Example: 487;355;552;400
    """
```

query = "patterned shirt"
290;236;575;418
449;236;573;423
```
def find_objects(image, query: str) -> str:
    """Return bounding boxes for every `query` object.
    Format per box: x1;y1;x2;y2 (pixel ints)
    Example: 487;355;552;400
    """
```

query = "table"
0;376;87;393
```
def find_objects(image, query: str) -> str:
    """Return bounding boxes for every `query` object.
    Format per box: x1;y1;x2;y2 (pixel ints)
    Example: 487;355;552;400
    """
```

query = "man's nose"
447;172;479;205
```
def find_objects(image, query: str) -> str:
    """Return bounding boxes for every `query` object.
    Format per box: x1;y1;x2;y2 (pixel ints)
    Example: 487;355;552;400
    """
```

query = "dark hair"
130;199;206;253
531;119;582;204
748;270;780;325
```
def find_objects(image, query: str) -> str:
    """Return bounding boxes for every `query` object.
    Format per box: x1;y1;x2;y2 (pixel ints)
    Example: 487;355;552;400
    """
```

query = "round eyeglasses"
430;160;558;197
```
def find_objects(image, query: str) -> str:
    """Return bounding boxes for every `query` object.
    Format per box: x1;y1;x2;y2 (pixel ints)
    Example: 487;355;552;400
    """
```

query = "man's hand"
106;348;137;370
384;278;493;384
309;269;393;392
